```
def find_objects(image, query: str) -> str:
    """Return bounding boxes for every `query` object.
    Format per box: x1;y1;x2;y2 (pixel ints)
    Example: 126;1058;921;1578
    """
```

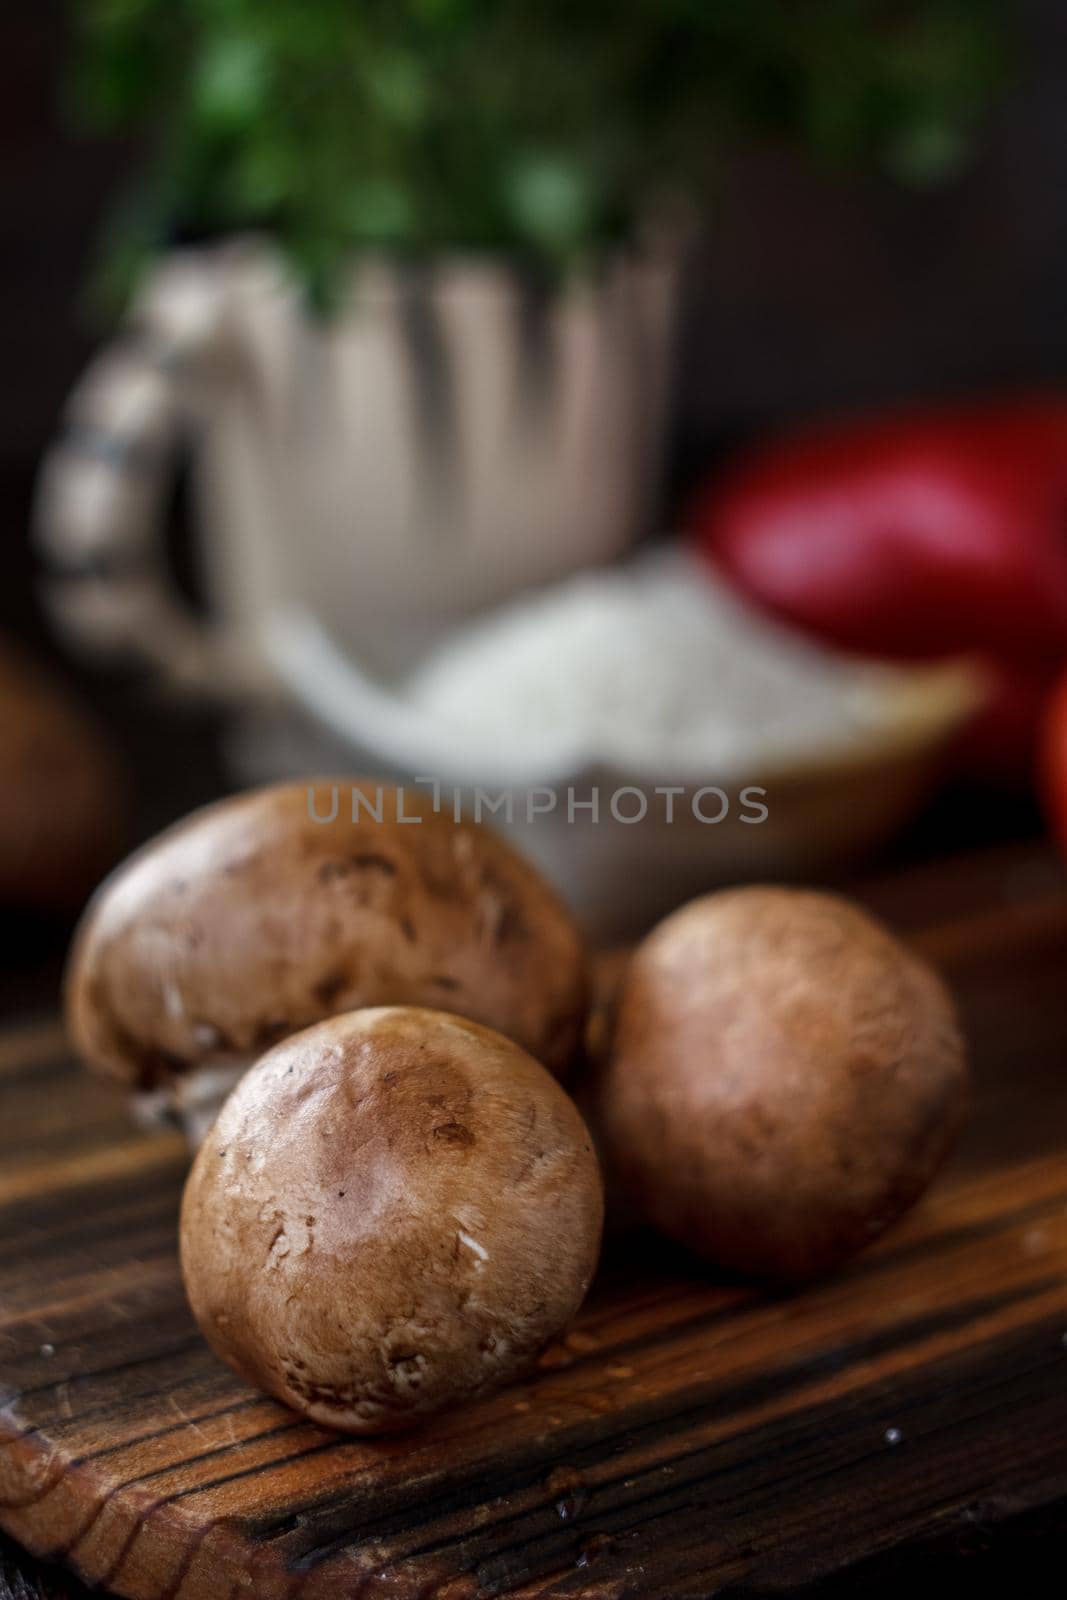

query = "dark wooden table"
2;839;1067;1598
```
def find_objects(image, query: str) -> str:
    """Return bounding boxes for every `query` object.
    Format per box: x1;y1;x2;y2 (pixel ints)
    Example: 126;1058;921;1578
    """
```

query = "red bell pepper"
687;401;1067;776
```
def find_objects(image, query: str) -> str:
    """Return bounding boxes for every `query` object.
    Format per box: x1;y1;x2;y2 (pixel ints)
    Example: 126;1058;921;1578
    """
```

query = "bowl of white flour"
265;547;982;935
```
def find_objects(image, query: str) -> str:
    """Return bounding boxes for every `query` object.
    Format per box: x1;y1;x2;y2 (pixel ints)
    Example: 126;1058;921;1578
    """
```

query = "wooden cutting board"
2;846;1067;1599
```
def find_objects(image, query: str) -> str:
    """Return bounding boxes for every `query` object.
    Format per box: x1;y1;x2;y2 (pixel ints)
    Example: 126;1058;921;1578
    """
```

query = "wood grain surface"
2;844;1067;1599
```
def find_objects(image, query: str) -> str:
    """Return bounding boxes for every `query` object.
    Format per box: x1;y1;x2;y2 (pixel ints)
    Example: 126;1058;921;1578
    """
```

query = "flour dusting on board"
406;547;944;777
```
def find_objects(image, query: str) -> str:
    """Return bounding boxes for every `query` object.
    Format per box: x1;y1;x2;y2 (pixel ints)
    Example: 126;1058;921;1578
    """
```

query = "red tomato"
1039;670;1067;851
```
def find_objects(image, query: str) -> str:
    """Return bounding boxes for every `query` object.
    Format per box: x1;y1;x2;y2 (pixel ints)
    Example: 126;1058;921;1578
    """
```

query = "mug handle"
34;254;270;697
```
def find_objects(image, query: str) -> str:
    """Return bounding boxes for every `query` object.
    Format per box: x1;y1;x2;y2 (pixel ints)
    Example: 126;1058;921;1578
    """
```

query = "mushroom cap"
597;887;968;1281
66;779;588;1090
179;1007;604;1432
0;640;124;912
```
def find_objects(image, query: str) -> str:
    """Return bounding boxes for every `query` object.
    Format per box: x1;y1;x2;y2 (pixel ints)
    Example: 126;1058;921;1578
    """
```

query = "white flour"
405;546;939;778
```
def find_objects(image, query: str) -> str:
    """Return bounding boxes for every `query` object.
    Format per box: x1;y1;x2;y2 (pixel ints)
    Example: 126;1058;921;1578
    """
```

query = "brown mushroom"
0;639;124;913
66;779;588;1140
180;1006;604;1433
595;887;968;1281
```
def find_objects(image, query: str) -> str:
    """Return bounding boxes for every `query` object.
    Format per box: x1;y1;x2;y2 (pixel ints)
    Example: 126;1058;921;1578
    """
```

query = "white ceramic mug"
34;237;680;712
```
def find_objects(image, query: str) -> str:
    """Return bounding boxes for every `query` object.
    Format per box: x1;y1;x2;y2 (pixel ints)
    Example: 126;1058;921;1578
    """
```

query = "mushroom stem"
133;1060;251;1148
